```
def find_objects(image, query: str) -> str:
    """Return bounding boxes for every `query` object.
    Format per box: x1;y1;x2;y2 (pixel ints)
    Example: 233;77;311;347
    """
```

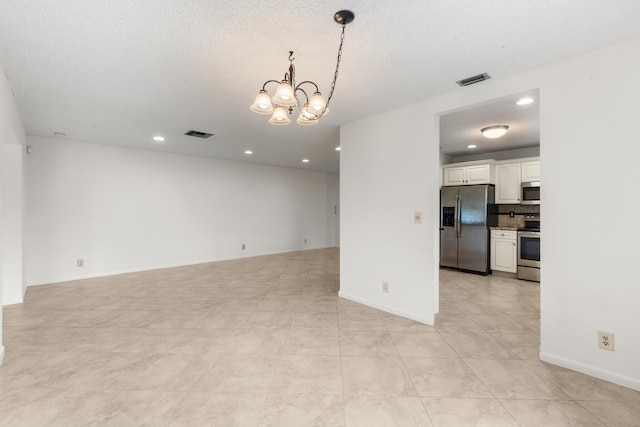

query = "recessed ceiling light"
516;97;535;106
302;159;310;163
153;136;165;142
244;150;253;155
467;144;477;149
335;146;341;151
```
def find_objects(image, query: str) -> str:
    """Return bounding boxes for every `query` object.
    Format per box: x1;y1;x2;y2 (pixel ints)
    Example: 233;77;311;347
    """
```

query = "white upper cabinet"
442;162;495;186
443;166;466;186
495;163;521;204
466;164;494;184
493;157;540;204
521;160;541;182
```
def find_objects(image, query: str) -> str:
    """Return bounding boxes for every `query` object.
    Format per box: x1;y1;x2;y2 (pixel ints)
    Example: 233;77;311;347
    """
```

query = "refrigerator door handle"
455;195;461;238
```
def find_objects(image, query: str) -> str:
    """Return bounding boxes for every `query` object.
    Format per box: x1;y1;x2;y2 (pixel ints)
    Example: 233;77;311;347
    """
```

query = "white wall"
341;37;640;390
340;106;441;324
326;173;340;247
26;136;337;285
2;143;26;305
0;63;27;366
538;38;640;390
439;152;452;165
0;121;3;367
448;146;540;163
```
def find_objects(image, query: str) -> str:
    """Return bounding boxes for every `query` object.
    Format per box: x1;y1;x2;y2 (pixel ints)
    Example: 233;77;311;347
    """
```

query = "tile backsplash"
496;204;540;228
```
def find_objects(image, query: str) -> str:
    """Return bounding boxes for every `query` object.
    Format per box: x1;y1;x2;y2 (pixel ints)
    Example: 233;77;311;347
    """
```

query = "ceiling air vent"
184;130;214;139
456;73;491;87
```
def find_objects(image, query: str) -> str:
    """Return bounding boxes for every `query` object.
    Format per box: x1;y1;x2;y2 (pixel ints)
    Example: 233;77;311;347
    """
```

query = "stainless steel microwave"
521;181;540;205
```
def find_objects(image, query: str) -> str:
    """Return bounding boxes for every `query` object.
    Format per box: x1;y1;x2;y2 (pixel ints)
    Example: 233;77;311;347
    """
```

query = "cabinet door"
522;161;540;182
443;167;466;186
491;238;517;273
466;164;492;184
495;163;521;204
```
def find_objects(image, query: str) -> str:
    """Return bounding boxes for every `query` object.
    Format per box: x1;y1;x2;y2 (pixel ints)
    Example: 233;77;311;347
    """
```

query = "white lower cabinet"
491;229;517;273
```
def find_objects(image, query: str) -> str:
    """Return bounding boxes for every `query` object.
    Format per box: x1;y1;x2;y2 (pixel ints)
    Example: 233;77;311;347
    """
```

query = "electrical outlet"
76;259;84;268
382;281;389;293
241;244;246;250
598;331;615;351
414;211;423;224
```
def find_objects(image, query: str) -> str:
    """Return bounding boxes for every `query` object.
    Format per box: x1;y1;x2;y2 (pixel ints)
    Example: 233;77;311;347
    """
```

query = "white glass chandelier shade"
296;112;319;125
300;104;330;122
481;125;509;139
300;104;315;119
308;92;327;113
268;106;291;125
250;90;274;114
272;81;297;107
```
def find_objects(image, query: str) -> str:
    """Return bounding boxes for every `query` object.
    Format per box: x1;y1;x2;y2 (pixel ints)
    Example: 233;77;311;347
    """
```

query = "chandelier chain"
325;23;346;109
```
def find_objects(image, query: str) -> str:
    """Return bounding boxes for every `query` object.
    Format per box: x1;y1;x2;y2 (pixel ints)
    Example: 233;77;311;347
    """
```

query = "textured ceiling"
440;90;540;157
1;1;640;172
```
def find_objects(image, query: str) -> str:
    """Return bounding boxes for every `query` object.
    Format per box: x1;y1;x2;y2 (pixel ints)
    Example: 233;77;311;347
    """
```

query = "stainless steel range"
517;214;540;282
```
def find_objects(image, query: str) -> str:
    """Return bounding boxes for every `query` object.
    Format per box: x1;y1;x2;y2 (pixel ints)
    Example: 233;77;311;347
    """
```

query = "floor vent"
456;73;491;87
184;130;214;138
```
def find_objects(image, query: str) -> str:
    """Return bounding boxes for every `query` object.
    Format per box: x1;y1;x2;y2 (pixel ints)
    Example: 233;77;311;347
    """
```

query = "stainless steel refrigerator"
440;184;497;274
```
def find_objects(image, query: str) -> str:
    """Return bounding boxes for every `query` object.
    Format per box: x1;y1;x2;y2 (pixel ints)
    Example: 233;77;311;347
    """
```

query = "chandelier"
250;10;355;126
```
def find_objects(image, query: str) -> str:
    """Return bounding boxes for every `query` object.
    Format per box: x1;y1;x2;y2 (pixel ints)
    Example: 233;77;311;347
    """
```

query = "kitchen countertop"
490;226;518;231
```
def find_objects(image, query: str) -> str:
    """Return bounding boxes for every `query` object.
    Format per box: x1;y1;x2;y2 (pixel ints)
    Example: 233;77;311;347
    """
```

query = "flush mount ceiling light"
481;125;509;139
467;144;477;149
250;10;355;126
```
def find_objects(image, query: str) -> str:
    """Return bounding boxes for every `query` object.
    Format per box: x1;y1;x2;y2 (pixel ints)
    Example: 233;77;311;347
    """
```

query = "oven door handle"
519;231;541;238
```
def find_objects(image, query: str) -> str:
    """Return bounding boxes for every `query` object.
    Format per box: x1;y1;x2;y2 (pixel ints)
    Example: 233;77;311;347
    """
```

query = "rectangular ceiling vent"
456;73;491;87
184;130;214;139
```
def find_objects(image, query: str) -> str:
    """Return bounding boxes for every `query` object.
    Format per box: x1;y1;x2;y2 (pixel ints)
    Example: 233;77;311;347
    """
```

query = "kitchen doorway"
436;90;541;341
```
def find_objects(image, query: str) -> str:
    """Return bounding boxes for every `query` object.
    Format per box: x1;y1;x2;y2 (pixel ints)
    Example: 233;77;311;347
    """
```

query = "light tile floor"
1;248;639;426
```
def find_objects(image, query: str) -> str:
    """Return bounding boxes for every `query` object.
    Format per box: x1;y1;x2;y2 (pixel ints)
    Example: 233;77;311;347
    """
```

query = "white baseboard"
2;296;23;306
539;351;640;391
27;246;337;287
338;291;435;325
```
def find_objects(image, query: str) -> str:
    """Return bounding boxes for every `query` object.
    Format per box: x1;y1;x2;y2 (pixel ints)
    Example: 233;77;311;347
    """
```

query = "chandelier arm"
295;87;310;104
295;81;320;93
261;80;281;91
